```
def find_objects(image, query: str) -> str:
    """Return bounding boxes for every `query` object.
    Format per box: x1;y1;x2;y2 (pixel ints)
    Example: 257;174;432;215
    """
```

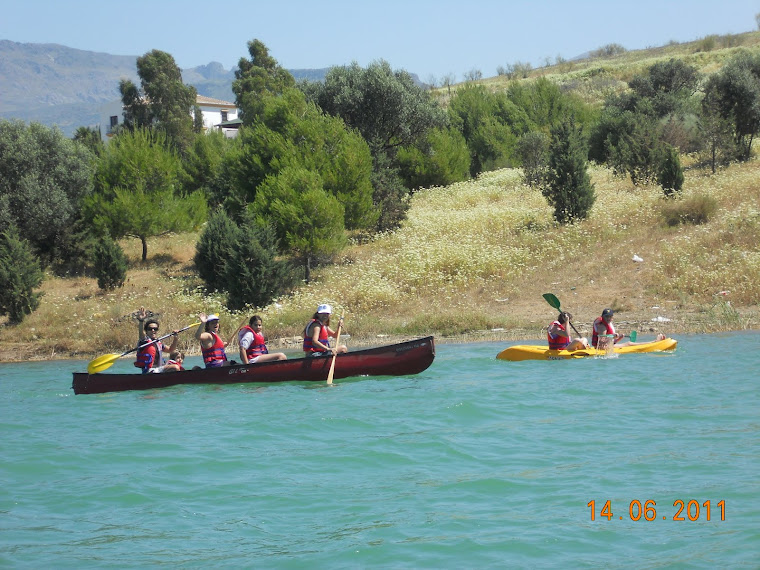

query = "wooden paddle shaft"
326;315;344;385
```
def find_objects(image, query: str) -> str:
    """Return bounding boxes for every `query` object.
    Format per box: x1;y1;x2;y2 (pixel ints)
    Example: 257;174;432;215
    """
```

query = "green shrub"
0;227;43;324
397;128;471;190
516;131;549;188
661;194;717;226
543;119;596;224
93;236;127;290
657;145;685;197
195;207;240;292
694;35;718;52
223;221;295;311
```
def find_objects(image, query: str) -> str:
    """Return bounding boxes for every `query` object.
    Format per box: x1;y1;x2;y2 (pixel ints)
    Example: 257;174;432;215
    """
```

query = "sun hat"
317;304;333;315
207;314;220;321
601;308;614;317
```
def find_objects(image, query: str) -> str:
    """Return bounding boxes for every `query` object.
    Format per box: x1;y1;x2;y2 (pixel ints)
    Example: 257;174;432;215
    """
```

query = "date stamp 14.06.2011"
587;499;725;522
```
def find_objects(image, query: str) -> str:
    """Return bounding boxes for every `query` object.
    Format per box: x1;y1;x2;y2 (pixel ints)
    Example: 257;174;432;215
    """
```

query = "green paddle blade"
87;353;122;374
630;330;637;343
542;293;561;310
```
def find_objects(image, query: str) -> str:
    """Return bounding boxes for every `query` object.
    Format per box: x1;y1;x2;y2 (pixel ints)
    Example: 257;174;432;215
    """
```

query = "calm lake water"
1;331;758;568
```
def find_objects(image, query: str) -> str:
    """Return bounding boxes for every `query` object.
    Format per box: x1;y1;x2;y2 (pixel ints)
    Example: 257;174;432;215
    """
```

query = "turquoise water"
1;331;758;568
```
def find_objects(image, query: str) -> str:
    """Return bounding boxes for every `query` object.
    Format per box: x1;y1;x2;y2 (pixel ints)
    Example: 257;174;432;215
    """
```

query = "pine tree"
194;207;241;292
543;119;596;224
223;220;294;311
93;236;128;291
0;227;44;324
657;145;685;198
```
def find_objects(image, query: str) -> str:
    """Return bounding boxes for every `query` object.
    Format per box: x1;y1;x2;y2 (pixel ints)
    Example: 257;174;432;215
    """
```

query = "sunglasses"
147;327;159;332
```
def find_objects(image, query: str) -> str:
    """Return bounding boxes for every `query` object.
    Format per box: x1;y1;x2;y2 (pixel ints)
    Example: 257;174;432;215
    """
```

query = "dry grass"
3;32;760;362
3;157;758;363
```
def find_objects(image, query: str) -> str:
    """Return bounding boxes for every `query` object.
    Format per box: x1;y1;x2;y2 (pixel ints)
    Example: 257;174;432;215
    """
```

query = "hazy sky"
2;0;758;80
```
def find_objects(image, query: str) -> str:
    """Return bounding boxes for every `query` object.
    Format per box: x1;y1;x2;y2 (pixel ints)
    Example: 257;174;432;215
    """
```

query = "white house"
196;95;240;137
98;94;239;140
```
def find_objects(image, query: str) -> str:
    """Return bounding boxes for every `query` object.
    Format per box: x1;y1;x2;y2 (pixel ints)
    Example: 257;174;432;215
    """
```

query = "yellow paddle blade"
87;353;122;374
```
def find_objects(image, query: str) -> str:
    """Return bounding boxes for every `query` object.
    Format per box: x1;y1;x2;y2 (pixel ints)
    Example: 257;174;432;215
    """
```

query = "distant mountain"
0;40;340;136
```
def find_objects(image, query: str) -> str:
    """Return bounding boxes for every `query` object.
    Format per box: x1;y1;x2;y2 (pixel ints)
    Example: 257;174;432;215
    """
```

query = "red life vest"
166;359;184;371
202;332;228;367
592;317;616;347
303;319;330;353
239;325;269;361
134;339;163;373
547;321;570;350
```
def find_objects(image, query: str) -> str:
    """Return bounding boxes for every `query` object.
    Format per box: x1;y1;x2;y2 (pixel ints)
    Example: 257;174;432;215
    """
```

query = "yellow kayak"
496;338;678;361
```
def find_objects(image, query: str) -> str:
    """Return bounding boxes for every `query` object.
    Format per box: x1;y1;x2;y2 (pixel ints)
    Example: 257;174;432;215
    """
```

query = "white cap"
207;314;220;321
317;304;332;314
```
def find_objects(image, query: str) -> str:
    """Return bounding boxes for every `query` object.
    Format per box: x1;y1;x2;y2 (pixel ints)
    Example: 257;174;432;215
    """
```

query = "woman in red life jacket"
547;311;589;351
134;306;178;374
303;304;348;357
238;315;287;364
195;313;229;368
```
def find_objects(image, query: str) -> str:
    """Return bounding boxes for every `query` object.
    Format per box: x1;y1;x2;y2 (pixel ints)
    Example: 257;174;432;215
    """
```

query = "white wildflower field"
2;159;759;360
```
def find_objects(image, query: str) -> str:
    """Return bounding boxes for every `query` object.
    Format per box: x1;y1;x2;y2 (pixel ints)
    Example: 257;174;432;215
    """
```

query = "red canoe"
72;336;435;395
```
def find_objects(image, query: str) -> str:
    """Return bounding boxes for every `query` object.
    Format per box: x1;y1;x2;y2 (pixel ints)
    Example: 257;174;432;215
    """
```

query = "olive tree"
0;120;94;264
702;51;760;160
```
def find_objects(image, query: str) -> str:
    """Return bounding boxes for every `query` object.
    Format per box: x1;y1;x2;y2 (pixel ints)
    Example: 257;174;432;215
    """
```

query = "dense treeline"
1;39;759;324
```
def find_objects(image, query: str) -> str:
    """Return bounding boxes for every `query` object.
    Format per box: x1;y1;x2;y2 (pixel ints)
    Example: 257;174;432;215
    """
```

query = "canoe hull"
73;336;435;395
496;338;677;362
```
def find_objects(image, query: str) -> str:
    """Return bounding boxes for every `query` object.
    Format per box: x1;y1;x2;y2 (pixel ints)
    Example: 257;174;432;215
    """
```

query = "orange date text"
587;499;725;521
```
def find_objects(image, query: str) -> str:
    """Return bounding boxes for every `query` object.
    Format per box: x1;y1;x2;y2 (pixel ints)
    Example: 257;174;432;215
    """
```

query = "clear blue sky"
2;0;758;80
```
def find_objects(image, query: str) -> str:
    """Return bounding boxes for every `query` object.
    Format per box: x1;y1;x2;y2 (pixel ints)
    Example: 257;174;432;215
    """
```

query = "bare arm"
195;313;212;348
165;331;179;353
238;331;251;364
135;307;147;344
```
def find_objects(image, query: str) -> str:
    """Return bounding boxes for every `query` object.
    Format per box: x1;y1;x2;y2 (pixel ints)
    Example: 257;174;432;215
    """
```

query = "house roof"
216;118;243;127
196;95;236;108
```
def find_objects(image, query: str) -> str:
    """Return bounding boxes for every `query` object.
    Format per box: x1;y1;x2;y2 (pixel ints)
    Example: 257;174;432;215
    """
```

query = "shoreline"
3;316;756;365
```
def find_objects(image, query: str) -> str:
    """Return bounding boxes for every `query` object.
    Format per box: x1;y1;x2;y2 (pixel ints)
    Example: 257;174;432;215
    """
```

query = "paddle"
326;314;344;385
542;293;581;336
87;322;200;374
628;331;638;342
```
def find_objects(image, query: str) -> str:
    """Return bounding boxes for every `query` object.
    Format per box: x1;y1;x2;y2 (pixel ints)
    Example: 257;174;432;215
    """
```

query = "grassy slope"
2;33;759;362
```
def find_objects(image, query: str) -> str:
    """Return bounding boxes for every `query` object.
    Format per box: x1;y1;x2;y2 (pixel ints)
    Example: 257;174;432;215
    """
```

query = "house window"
221;110;228;122
109;116;119;130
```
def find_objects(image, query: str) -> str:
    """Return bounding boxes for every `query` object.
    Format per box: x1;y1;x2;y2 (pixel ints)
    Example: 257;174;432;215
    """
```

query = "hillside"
2;153;758;363
435;31;760;106
1;32;760;362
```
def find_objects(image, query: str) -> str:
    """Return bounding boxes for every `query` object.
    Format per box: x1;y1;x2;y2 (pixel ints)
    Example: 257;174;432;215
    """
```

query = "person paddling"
303;304;347;357
547;311;589;351
134;306;179;374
